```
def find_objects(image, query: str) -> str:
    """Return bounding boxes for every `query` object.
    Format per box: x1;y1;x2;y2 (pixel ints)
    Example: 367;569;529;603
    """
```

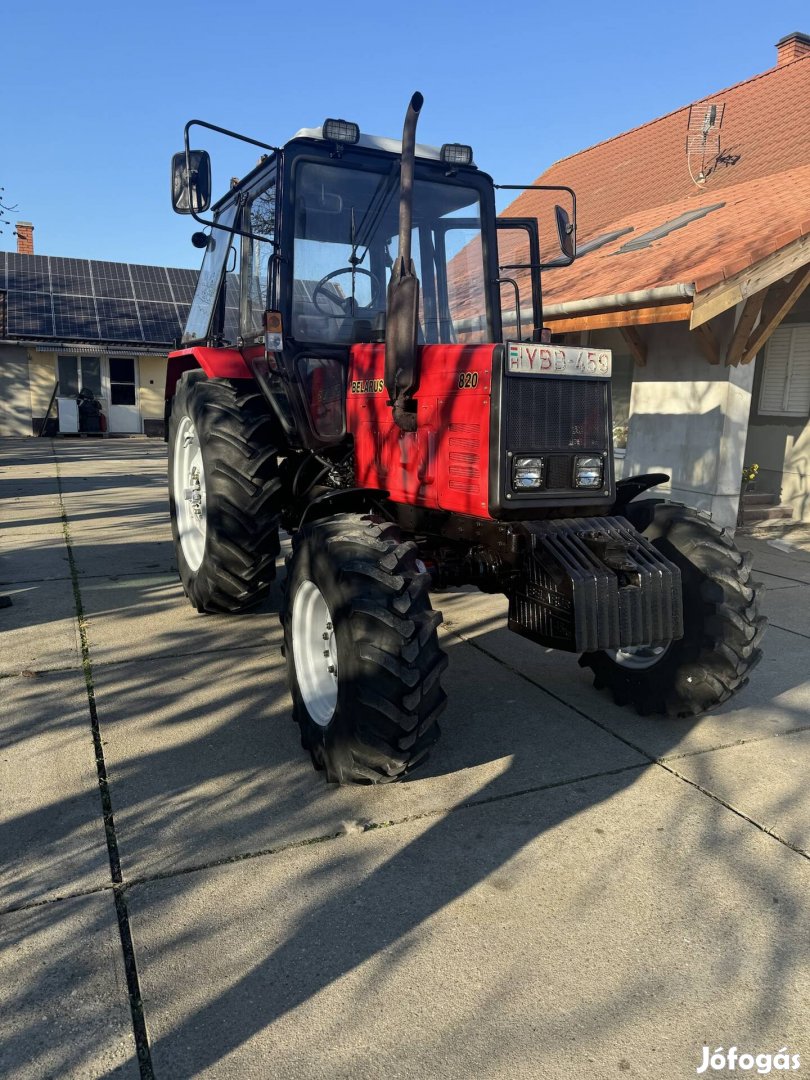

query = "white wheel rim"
607;643;669;670
173;416;207;572
291;579;338;726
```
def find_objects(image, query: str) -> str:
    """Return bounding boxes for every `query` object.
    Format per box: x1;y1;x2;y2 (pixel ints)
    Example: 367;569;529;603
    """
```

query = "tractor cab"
169;115;569;451
175;122;502;351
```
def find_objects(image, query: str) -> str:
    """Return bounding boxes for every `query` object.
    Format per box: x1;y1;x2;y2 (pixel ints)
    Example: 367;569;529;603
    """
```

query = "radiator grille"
504;377;608;452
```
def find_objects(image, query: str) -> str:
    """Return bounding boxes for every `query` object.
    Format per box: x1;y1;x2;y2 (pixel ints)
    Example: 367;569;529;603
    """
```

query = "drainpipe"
542;282;695;319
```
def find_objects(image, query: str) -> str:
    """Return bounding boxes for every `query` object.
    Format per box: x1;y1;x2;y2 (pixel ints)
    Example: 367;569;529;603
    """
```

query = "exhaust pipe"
385;91;423;432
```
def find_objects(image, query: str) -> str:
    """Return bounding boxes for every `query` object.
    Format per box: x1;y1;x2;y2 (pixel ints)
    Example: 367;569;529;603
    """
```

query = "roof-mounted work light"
440;143;473;166
323;118;360;144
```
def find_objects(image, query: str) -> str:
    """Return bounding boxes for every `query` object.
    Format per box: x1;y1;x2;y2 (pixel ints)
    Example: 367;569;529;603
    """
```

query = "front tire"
168;372;282;613
282;514;447;784
580;504;766;717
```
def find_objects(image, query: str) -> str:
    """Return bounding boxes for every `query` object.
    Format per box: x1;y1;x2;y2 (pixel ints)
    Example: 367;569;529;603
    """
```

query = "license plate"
506;341;612;378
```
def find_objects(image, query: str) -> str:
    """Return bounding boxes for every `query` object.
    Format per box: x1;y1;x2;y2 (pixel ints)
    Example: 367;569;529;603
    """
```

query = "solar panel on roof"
6;252;51;291
53;294;99;339
166;267;197;286
223;308;239;344
129;264;168;283
128;264;173;303
6;292;54;336
91;262;135;299
170;283;197;304
1;251;197;345
133;279;174;303
97;297;142;340
138;302;183;343
49;257;94;295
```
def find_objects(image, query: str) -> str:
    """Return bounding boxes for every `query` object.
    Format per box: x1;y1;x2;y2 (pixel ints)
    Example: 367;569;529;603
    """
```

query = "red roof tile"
503;52;810;309
536;164;810;306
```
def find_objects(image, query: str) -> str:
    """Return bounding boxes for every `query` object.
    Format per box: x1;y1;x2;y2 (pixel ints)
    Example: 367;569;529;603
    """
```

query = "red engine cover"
347;343;497;519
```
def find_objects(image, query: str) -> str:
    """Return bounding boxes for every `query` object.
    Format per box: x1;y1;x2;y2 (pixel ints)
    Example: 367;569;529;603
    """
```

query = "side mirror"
555;205;576;262
171;150;212;215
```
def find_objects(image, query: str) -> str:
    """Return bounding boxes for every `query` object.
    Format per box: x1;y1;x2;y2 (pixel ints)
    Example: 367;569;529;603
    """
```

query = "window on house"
109;357;136;405
758;325;810;417
57;355;102;397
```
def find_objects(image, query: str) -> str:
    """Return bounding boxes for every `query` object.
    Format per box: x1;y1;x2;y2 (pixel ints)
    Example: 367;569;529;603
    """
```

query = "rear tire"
580;504;766;717
282;514;447;784
168;372;282;613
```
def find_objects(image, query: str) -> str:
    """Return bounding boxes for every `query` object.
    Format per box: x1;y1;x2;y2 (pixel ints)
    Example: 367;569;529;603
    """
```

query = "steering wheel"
312;267;384;317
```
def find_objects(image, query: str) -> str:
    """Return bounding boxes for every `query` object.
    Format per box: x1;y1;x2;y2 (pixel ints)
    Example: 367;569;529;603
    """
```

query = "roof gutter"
542;282;694;319
0;340;172;356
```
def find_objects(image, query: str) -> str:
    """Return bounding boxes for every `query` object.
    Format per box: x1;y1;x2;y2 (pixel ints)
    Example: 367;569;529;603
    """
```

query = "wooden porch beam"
725;289;767;366
693;321;721;364
545;301;691;334
620;325;647;366
740;264;810;363
690;233;810;329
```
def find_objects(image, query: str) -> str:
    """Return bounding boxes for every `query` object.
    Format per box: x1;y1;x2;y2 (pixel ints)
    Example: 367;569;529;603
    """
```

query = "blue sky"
2;0;806;269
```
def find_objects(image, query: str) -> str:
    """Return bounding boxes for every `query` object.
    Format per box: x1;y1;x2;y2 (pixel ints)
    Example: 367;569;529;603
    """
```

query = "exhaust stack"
385;91;423;432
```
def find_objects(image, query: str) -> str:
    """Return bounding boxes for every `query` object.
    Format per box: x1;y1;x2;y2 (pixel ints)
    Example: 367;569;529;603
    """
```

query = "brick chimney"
776;31;810;66
15;222;34;255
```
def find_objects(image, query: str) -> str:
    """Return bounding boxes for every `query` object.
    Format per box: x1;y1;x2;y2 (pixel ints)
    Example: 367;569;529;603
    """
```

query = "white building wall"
621;314;754;529
0;345;34;436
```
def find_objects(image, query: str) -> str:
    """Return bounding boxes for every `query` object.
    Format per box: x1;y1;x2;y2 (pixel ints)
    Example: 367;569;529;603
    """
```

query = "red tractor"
166;95;764;783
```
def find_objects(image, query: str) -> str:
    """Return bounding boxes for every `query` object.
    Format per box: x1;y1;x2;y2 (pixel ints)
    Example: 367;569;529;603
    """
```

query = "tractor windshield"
292;160;488;345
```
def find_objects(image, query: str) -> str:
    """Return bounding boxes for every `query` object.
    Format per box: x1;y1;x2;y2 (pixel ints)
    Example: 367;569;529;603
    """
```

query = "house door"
107;357;141;433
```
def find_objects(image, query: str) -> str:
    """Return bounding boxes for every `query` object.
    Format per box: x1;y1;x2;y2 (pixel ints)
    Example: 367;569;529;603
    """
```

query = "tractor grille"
491;353;615;514
501;375;610;496
504;377;608;454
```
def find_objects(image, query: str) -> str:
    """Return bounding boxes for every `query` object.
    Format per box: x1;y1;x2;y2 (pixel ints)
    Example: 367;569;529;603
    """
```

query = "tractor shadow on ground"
79;574;810;1074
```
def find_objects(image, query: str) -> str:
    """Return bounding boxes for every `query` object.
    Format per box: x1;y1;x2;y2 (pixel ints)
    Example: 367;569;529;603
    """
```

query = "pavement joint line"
754;568;810;586
54;451;155;1080
0;571;177;586
767;621;810;641
116;760;651;894
654;762;809;859
655;722;810;761
0;762;649;913
0;880;117;918
445;624;810;863
89;641;276;670
0;641;275;679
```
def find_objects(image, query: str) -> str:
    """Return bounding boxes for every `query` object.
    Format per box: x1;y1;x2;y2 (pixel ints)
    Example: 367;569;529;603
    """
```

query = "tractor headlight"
512;456;545;490
574;455;604;489
323;118;360;144
440;143;474;166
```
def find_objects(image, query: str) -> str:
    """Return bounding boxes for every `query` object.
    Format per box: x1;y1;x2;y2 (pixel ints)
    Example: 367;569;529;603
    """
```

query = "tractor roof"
290;127;459;165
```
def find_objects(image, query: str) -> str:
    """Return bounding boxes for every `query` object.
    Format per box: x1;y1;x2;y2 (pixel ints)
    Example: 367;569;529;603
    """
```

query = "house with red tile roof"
501;31;810;526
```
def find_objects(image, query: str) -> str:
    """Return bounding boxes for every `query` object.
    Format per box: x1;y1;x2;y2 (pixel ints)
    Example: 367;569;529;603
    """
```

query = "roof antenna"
686;101;725;187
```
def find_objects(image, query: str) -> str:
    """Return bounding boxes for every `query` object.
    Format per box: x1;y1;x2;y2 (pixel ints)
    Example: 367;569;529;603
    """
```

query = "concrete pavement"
1;437;808;1079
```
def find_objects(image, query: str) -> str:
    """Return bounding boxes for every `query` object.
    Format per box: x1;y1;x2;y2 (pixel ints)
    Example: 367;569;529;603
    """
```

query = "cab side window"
242;177;276;339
